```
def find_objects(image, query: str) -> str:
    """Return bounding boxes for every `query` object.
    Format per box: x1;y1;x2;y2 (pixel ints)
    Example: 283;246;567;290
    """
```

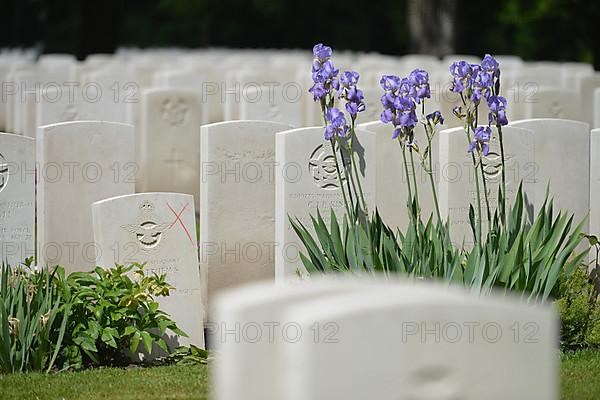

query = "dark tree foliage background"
0;0;598;68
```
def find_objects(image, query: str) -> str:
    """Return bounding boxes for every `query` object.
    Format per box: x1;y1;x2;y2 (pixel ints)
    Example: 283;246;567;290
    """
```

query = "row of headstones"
2;51;600;137
1;78;599;231
212;277;558;400
1;118;599;346
0;122;206;349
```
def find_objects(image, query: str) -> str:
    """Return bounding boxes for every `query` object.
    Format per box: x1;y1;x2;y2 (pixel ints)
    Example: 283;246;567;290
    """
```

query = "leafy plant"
556;265;600;350
291;206;462;280
293;186;586;302
293;44;589;304
0;259;70;373
152;345;210;366
59;264;186;369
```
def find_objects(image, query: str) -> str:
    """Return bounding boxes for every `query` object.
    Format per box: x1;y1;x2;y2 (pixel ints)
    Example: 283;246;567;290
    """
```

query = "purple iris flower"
340;71;359;88
314;60;338;83
471;70;494;104
392;127;404;140
309;82;327;101
394;96;415;112
313;43;332;61
468;126;492;155
399;77;416;99
392;97;418;128
338;71;359;97
380;75;401;93
426;110;444;125
324;107;349;140
344;87;365;117
481;54;500;78
380;109;394;124
450;61;474;94
397;109;418;128
450;61;472;79
310;60;339;101
380;93;396;108
487;95;509;126
409;69;431;103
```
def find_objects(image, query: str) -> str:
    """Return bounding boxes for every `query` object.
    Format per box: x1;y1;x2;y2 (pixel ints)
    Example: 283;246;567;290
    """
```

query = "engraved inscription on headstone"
61;104;79;121
161;97;189;126
0;133;35;265
0;153;9;193
121;201;171;252
308;142;345;190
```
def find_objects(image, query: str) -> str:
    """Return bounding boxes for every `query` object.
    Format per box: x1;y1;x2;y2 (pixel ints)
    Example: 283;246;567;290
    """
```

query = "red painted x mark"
167;202;194;245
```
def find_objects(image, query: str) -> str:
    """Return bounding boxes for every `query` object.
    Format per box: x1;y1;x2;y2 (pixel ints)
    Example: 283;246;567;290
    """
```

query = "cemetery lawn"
0;364;209;400
0;352;598;399
561;350;600;400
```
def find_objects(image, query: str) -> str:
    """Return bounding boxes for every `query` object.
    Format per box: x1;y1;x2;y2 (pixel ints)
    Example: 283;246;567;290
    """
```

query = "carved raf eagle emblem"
121;200;171;251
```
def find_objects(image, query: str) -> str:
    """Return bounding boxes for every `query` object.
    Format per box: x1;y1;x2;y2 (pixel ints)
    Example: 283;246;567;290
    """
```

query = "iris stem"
399;139;413;208
426;131;442;224
466;127;483;247
497;125;507;225
409;145;420;218
322;97;353;221
330;138;353;221
349;122;368;215
474;107;492;228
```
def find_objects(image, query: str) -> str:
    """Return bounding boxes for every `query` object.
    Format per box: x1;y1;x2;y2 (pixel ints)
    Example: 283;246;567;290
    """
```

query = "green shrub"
293;186;586;302
0;259;70;373
555;255;600;350
0;261;187;373
58;264;186;370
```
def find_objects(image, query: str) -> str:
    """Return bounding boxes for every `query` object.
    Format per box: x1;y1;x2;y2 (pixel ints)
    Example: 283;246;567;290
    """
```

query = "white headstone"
139;89;205;208
212;278;364;400
0;60;30;131
562;62;594;91
281;284;557;400
527;62;563;88
0;133;35;264
92;192;205;349
36;85;129;128
510;119;589;231
577;72;600;125
37;121;135;272
200;120;292;310
223;68;296;121
275;127;376;279
594;87;600;129
239;86;303;127
359;121;440;230
156;69;223;123
591;129;600;241
438;126;535;246
359;87;387;124
524;88;582;121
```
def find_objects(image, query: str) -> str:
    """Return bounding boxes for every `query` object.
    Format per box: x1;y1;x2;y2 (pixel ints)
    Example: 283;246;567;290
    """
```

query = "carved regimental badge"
481;133;513;182
121;201;171;251
161;98;188;126
266;102;280;120
550;100;564;118
0;153;9;193
61;104;79;121
308;141;347;190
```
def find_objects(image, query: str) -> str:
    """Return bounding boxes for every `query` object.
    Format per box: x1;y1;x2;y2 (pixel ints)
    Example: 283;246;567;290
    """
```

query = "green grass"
0;365;209;400
561;350;600;400
0;351;598;400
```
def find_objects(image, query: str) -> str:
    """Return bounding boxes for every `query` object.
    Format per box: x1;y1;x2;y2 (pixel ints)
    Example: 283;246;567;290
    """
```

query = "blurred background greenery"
0;0;598;68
